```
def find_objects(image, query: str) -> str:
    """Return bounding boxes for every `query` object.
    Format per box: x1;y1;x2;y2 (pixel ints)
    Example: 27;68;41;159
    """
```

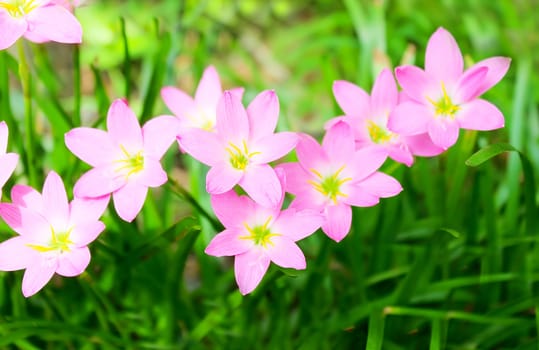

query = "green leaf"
465;143;517;167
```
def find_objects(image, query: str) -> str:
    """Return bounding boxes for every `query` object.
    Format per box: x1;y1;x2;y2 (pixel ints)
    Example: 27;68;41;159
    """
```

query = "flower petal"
11;185;43;213
69;196;109;225
296;133;328;172
357;172;403;198
341;185;379;207
56;247;91;277
106;99;143;152
25;4;82;44
142;115;181;158
22;259;57;297
65;127;117;167
427;118;460;150
404;134;445;157
425;27;463;85
454;66;488;103
205;228;254;257
0;12;26;50
251;131;297;164
272;208;324;241
347;146;388;181
247;90;279;140
386;143;414;166
387;102;431;136
136;157;167;188
194;65;222;108
466;57;511;98
0;203;50;240
0;237;36;271
74;165;126;198
69;221;105;247
371;68;398;113
211;191;255;229
332;80;370;117
395;65;435;103
160;86;197;119
275;162;310;195
234;248;270;295
42;171;69;230
0;153;18;189
266;236;306;269
111;182;148;222
178;128;224;166
0;121;8;153
206;163;242;194
216;91;249;142
322;121;355;163
456;99;505;131
240;164;282;208
322;204;352;242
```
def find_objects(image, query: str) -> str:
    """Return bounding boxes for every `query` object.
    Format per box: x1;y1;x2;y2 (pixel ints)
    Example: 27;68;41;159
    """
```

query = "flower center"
308;166;352;204
0;0;37;17
114;145;145;179
240;217;280;248
427;82;460;118
367;120;394;144
226;140;260;171
27;227;74;253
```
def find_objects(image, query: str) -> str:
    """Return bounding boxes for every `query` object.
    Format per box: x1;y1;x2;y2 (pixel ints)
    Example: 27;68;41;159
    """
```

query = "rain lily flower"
0;0;83;50
0;171;108;297
65;99;181;222
179;90;298;208
277;121;402;242
0;121;19;194
161;65;244;133
328;69;443;166
388;27;511;150
206;188;324;295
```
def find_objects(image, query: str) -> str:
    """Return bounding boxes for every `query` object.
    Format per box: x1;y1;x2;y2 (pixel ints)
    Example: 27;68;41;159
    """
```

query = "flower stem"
73;44;81;126
17;40;37;187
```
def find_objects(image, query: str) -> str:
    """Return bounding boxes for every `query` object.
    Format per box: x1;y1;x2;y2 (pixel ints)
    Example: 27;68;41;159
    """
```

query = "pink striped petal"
0;12;26;50
160;86;197;119
25;5;82;44
425;27;463;85
0;204;50;240
194;65;222;107
106;99;143;152
22;259;57;297
322;204;352;242
251;131;297;164
275;162;310;195
211;191;255;228
357;172;402;198
466;57;511;98
427;118;460;150
74;165;126;198
240;164;282;208
0;153;18;189
371;68;398;113
395;65;436;103
266;236;306;269
272;208;324;241
457;99;505;131
112;181;148;222
69;221;105;247
65;127;117;167
56;247;90;277
136;157;167;188
42;171;69;230
296;133;328;172
322;121;355;163
11;185;43;213
69;196;109;226
216;91;249;142
247;90;279;140
142;115;181;158
205;228;254;257
405;134;445;157
0;237;36;271
206;163;242;194
454;66;488;103
234;248;270;295
332;80;370;117
179;128;224;166
387;102;431;136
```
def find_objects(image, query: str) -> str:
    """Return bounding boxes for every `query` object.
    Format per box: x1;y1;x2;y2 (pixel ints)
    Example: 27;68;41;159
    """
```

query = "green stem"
73;44;81;126
17;41;37;187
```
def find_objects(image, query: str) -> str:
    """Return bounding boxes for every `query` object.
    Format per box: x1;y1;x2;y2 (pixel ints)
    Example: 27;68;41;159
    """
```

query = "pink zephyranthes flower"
206;187;324;295
161;65;244;132
65;99;180;222
388;27;511;150
278;122;402;242
0;0;82;50
0;121;19;194
0;171;108;297
328;69;443;166
179;90;298;208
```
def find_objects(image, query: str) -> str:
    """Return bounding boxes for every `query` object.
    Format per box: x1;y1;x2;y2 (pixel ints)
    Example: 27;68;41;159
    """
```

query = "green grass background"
0;0;538;348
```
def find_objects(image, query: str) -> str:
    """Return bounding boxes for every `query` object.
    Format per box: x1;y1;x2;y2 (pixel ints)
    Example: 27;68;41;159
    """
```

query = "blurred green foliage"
0;0;538;349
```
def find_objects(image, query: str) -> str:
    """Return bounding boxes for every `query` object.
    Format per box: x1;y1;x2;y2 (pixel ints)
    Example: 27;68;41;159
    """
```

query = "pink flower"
0;0;82;50
0;121;19;193
205;188;324;295
161;65;244;132
65;99;181;222
0;171;108;297
179;90;298;208
388;27;511;150
277;122;402;242
328;69;443;166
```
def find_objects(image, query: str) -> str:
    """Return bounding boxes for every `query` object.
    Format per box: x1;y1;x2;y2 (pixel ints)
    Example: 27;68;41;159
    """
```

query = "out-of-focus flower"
0;121;19;194
0;171;108;297
65;99;180;222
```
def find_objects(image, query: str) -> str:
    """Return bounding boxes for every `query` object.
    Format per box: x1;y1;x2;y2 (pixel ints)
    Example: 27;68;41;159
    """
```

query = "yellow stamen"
0;0;38;17
239;216;280;248
426;82;460;119
367;120;394;144
27;227;74;253
308;165;352;204
225;140;261;170
113;145;145;180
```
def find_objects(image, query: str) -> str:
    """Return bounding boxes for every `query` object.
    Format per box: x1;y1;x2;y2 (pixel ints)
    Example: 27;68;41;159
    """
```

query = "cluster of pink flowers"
0;6;510;297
